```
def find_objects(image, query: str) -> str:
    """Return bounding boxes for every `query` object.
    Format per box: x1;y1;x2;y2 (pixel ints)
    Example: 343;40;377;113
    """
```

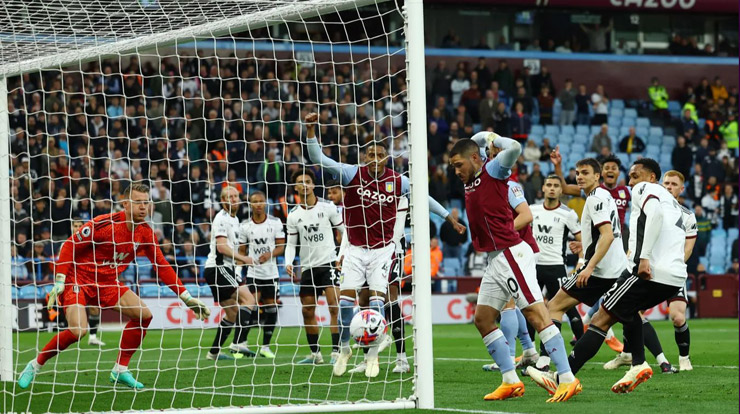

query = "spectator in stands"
461;82;482;123
596;145;612;165
575;84;591;125
694;205;711;257
558;79;577;126
479;90;497;131
688;163;704;203
428;121;446;159
430;237;443;277
523;140;541;162
555;41;573;54
591;84;609;125
580;19;613;52
719;112;738;154
719;184;738;230
430;60;452;103
450;70;469;108
539;138;554;161
510;101;531;143
465;243;488;277
672;136;693;180
537;86;554;125
11;244;29;281
679;108;699;137
259;149;285;202
532;65;555;96
473;57;491;91
492;101;511;137
512;86;533;115
440;208;468;266
441;29;461;48
701;176;721;223
493;60;514;96
590;123;612;153
711;76;729;104
619;126;646;154
648;77;670;118
701;147;725;182
429;166;449;205
526;39;542;51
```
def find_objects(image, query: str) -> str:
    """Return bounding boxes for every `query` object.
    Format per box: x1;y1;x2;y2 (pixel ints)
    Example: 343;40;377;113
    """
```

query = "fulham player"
449;133;580;402
17;183;210;390
305;112;464;378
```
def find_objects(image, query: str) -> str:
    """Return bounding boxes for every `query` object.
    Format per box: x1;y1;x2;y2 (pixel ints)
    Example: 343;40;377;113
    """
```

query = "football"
350;309;388;346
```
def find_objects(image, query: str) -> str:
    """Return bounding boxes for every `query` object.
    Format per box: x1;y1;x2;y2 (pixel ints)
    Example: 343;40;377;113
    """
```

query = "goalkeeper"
18;183;210;390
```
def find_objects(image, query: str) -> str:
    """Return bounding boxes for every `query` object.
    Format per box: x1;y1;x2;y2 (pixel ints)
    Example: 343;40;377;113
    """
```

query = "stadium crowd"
7;53;739;287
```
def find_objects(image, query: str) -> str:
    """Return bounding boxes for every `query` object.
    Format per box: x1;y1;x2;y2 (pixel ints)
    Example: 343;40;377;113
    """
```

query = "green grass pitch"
4;319;738;413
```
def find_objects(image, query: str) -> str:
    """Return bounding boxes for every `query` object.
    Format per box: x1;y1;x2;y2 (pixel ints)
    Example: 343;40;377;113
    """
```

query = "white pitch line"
434;408;529;414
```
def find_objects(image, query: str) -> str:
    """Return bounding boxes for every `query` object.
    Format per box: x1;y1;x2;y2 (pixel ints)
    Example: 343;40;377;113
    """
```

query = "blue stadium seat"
442;258;463;277
538;162;552;174
611;99;625;109
668;100;682;114
545;125;560;136
18;285;38;299
619;126;631;137
523;162;534;174
531;125;545;135
584;152;597;160
659;153;672;165
571;144;586;154
649;126;663;136
661;144;674;154
711;228;727;238
609;108;624;118
573;134;588;145
139;284;160;298
636;117;650;128
136;257;153;280
557;134;573;145
662;136;676;147
11;286;18;300
630;153;643;164
697;118;706;130
159;285;177;298
636;126;649;137
728;228;739;242
608;118;622;129
576;125;589;135
199;284;212;297
184;283;200;297
616;153;630;166
699;256;709;269
590;126;601;135
472;124;482;134
708;264;726;275
561;125;575;135
647;135;662;146
624;108;638;118
280;282;300;296
38;284;53;296
529;133;543;145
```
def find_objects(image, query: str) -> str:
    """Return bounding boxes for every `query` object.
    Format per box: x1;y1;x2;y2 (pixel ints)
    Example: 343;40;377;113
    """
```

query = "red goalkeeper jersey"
55;211;185;295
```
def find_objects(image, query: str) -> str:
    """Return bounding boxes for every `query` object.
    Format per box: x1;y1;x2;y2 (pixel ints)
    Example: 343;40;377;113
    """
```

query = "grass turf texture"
4;319;737;414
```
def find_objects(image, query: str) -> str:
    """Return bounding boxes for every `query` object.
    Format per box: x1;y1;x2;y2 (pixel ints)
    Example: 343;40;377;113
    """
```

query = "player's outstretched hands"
637;258;652;280
549;145;562;167
180;291;211;321
47;273;66;310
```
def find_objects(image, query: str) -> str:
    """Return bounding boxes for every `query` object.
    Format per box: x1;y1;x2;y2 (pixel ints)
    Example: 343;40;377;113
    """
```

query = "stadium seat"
728;228;739;242
590;126;601;135
538;161;551;174
280;282;300;296
11;286;18;300
636;126;649;137
649;126;663;136
545;125;560;136
711;228;727;238
139;284;160;298
576;125;589;135
608;118;622;129
611;99;625;110
472;124;482;134
571;144;586;154
646;145;660;157
136;257;153;280
199;284;212;297
442;258;463;277
698;118;706;130
573;134;588;145
662;136;676;147
615;153;629;167
18;285;38;299
561;125;575;135
184;283;200;297
159;285;177;298
630;153;643;164
668;100;682;116
523;161;534;174
624;108;638;118
531;125;545;135
647;135;662;146
609;108;624;118
38;284;53;296
636;117;650;128
557;134;573;145
699;256;709;269
659;153;672;165
529;133;543;146
661;144;675;154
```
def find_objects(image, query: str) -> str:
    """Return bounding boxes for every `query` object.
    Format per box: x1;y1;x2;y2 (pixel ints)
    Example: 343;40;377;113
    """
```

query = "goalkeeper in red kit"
18;183;210;390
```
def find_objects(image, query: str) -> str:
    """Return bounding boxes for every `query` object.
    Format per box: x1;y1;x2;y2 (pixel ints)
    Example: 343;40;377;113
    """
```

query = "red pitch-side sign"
426;0;736;13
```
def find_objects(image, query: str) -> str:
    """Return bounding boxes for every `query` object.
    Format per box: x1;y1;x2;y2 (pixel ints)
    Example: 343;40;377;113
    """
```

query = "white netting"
2;0;425;412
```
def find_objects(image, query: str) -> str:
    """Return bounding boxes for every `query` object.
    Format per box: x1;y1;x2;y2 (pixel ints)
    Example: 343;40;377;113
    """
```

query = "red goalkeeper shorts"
60;279;130;308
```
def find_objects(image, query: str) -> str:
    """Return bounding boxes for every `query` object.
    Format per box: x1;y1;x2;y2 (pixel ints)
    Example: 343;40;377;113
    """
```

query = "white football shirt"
205;209;241;268
239;215;285;280
629;182;687;287
581;187;627;279
286;199;343;269
531;203;581;266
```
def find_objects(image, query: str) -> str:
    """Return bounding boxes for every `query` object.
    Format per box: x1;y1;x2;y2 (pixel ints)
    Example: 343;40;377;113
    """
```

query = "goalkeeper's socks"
117;316;152;366
515;308;535;352
369;296;385;319
499;309;518;357
331;333;340;353
540;323;574;382
482;328;518;383
210;319;235;355
89;313;100;336
565;307;584;340
675;322;690;357
642;319;664;360
568;325;607;375
262;306;278;346
307;333;320;353
233;306;252;345
37;330;80;365
339;296;355;344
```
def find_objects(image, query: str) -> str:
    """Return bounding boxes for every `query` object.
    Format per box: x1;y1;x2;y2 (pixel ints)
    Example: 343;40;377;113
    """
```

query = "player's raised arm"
400;176;466;234
469;132;521;180
304;112;358;186
143;229;210;320
549;146;581;196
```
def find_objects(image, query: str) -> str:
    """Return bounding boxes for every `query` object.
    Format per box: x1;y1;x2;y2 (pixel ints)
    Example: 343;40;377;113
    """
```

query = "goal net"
0;0;435;412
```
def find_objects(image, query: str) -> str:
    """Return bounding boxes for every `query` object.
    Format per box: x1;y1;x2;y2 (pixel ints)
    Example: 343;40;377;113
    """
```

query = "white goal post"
0;0;433;413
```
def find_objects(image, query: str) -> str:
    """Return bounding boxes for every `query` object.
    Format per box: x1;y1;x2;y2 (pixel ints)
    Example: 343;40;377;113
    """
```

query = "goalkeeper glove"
179;291;211;321
47;274;66;311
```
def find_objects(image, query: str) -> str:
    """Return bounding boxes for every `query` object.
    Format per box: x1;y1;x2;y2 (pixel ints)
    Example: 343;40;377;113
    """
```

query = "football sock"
388;302;406;354
642;319;664;361
339;296;355;347
242;307;260;342
540;319;562;356
483;328;518;383
565;307;584;340
88;313;100;336
500;309;518;357
624;317;646;365
515;308;535;352
539;323;574;382
369;296;385;319
675;322;690;357
210;318;235;355
37;329;81;365
569;325;607;374
117;316;152;366
307;333;320;353
262;306;278;346
331;333;340;353
233;306;253;345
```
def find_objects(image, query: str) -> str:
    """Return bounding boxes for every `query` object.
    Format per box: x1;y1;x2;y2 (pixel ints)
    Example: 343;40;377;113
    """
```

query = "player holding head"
562;159;688;393
661;170;696;371
285;169;343;365
449;132;580;402
238;191;286;359
527;159;627;384
18;183;210;390
305;112;464;378
69;217;105;347
203;185;258;360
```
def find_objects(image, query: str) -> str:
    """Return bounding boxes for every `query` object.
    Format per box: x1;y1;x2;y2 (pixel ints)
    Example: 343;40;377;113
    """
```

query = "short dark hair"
123;182;150;198
249;190;266;200
545;174;562;182
633;158;661;179
449;138;480;159
575;158;602;175
325;179;340;188
362;136;388;151
291;169;316;184
601;154;621;169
